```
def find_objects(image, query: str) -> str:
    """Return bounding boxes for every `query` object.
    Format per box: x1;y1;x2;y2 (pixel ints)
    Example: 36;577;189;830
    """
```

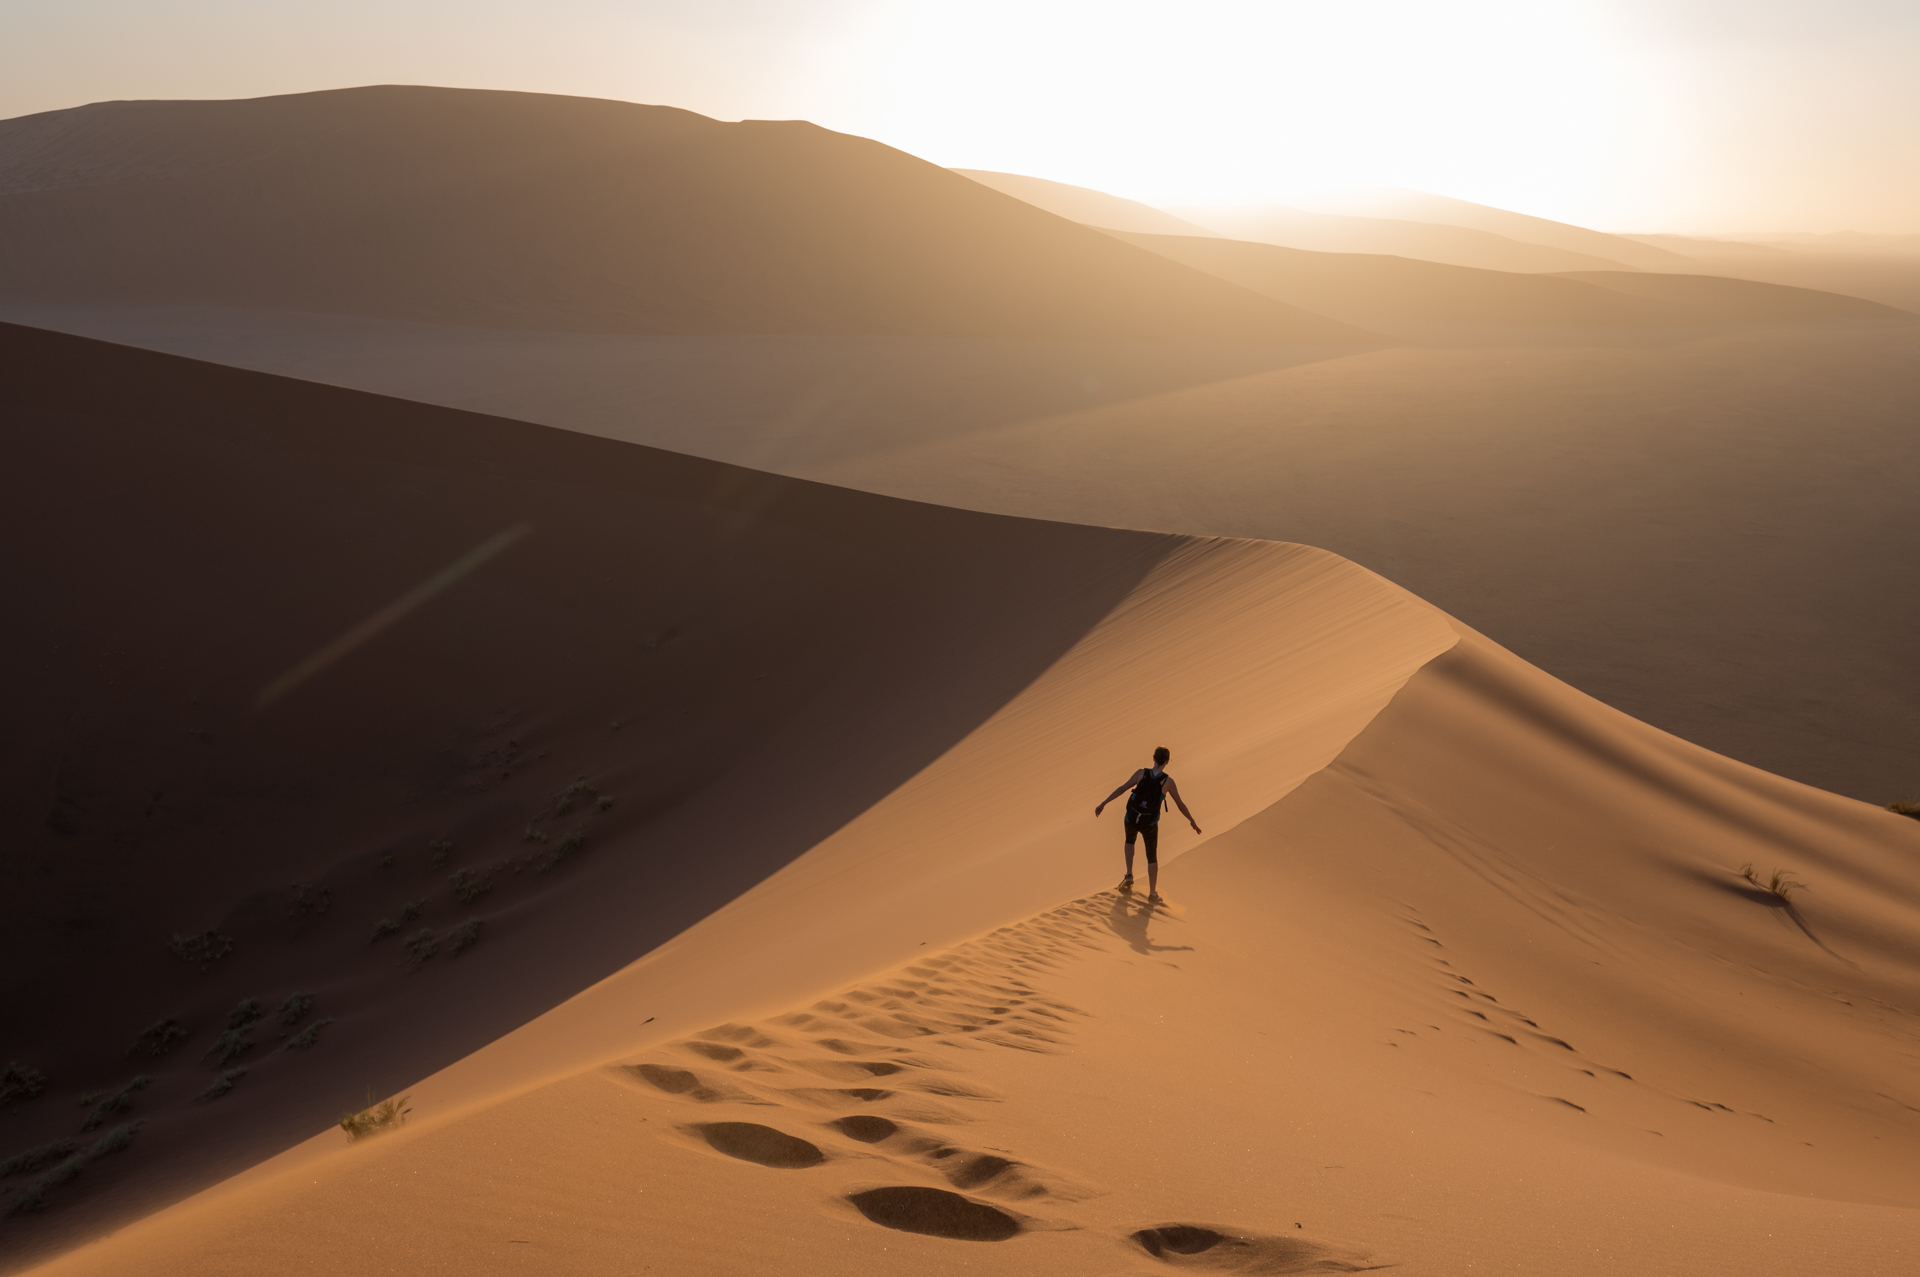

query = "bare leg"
1121;836;1136;888
1147;857;1159;898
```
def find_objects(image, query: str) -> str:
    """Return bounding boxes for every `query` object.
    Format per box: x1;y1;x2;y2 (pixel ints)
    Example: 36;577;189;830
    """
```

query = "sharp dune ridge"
4;83;1920;1277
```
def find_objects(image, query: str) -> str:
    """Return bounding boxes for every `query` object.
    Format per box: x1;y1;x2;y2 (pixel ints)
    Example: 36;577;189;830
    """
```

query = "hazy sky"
4;0;1915;233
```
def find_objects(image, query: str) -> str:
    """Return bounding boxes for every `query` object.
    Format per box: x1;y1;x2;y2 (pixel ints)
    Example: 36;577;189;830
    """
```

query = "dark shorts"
1123;819;1159;863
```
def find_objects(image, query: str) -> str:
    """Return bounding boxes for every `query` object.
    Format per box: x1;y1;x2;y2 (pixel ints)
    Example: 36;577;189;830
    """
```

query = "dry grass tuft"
339;1093;411;1143
1738;863;1808;903
1887;801;1920;821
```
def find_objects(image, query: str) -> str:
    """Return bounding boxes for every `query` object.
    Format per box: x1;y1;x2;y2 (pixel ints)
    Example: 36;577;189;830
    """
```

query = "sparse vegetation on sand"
1887;801;1920;821
285;1018;336;1050
80;1076;151;1132
1;1139;77;1178
429;838;453;865
451;866;493;904
4;1123;142;1216
339;1093;410;1143
370;917;399;943
405;928;437;968
132;1018;188;1057
1739;863;1808;903
1;1062;48;1106
288;882;331;918
278;993;315;1025
168;929;234;970
447;918;484;956
202;999;261;1067
202;1070;246;1099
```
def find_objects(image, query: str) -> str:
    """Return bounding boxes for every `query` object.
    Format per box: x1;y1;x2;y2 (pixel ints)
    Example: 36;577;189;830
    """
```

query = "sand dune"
23;615;1920;1275
1099;230;1908;341
1166;201;1637;274
953;170;1222;237
1291;186;1692;271
0;87;1372;344
8;304;1915;806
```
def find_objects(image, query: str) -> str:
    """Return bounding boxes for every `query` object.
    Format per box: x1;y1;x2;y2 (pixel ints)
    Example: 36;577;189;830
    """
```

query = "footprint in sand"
691;1122;825;1168
845;1186;1024;1242
1132;1223;1384;1273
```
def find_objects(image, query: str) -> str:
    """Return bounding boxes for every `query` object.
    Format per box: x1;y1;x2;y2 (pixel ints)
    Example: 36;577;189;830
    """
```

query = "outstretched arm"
1094;770;1145;817
1167;777;1202;834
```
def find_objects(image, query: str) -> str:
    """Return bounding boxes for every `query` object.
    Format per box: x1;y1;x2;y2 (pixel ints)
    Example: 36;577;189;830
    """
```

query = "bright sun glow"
816;0;1671;223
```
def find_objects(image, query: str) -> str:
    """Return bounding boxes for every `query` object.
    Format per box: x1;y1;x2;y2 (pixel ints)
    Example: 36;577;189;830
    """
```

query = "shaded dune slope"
0;321;1441;1263
25;634;1920;1276
1105;230;1912;340
0;87;1373;343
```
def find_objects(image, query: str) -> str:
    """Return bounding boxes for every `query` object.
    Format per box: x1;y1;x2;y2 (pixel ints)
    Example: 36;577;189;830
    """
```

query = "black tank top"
1126;769;1167;826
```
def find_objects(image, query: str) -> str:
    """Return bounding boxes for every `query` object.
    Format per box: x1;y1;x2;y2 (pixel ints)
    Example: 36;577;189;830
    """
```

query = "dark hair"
1153;746;1170;765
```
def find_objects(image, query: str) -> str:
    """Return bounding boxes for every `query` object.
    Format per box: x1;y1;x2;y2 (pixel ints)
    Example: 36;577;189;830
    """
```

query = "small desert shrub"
429;838;453;866
227;999;264;1030
521;823;549;844
450;867;493;905
80;1076;151;1131
132;1019;188;1058
405;928;437;968
401;899;425;922
369;917;399;943
285;1018;336;1051
447;919;484;956
278;993;315;1026
203;1029;254;1068
287;883;331;918
0;1139;77;1177
4;1123;141;1216
597;795;615;811
380;852;395;868
203;1070;245;1099
339;1093;410;1143
1887;801;1920;821
1;1062;48;1105
1739;863;1808;903
535;831;587;874
553;778;598;816
168;930;234;970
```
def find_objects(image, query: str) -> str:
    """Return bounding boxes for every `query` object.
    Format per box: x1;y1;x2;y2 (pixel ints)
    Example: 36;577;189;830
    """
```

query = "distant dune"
1100;230;1910;341
952;169;1223;237
0;87;1374;344
1166;200;1636;273
1291;186;1693;271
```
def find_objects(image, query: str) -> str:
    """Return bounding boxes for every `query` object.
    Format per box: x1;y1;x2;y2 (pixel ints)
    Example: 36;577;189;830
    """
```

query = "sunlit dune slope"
0;87;1373;343
1101;230;1911;341
952;169;1223;237
1166;201;1635;273
0;320;1439;1266
26;625;1920;1276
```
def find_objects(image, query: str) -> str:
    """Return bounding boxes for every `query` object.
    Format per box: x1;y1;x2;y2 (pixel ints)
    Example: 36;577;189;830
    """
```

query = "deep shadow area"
846;1186;1021;1241
0;322;1171;1263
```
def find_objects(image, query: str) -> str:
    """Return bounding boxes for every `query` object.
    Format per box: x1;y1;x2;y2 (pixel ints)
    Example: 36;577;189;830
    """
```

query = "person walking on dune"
1094;746;1200;903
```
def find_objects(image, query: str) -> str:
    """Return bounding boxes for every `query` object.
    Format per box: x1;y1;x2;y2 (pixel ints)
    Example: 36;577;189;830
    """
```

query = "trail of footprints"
609;896;1382;1270
1394;908;1778;1130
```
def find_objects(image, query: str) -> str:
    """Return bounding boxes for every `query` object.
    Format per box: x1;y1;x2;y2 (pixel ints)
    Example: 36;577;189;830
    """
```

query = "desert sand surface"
6;81;1920;1277
9;300;1915;807
0;87;1370;344
21;613;1920;1275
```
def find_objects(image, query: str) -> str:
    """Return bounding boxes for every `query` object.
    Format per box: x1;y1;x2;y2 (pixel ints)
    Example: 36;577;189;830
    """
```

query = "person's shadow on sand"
1105;892;1195;957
